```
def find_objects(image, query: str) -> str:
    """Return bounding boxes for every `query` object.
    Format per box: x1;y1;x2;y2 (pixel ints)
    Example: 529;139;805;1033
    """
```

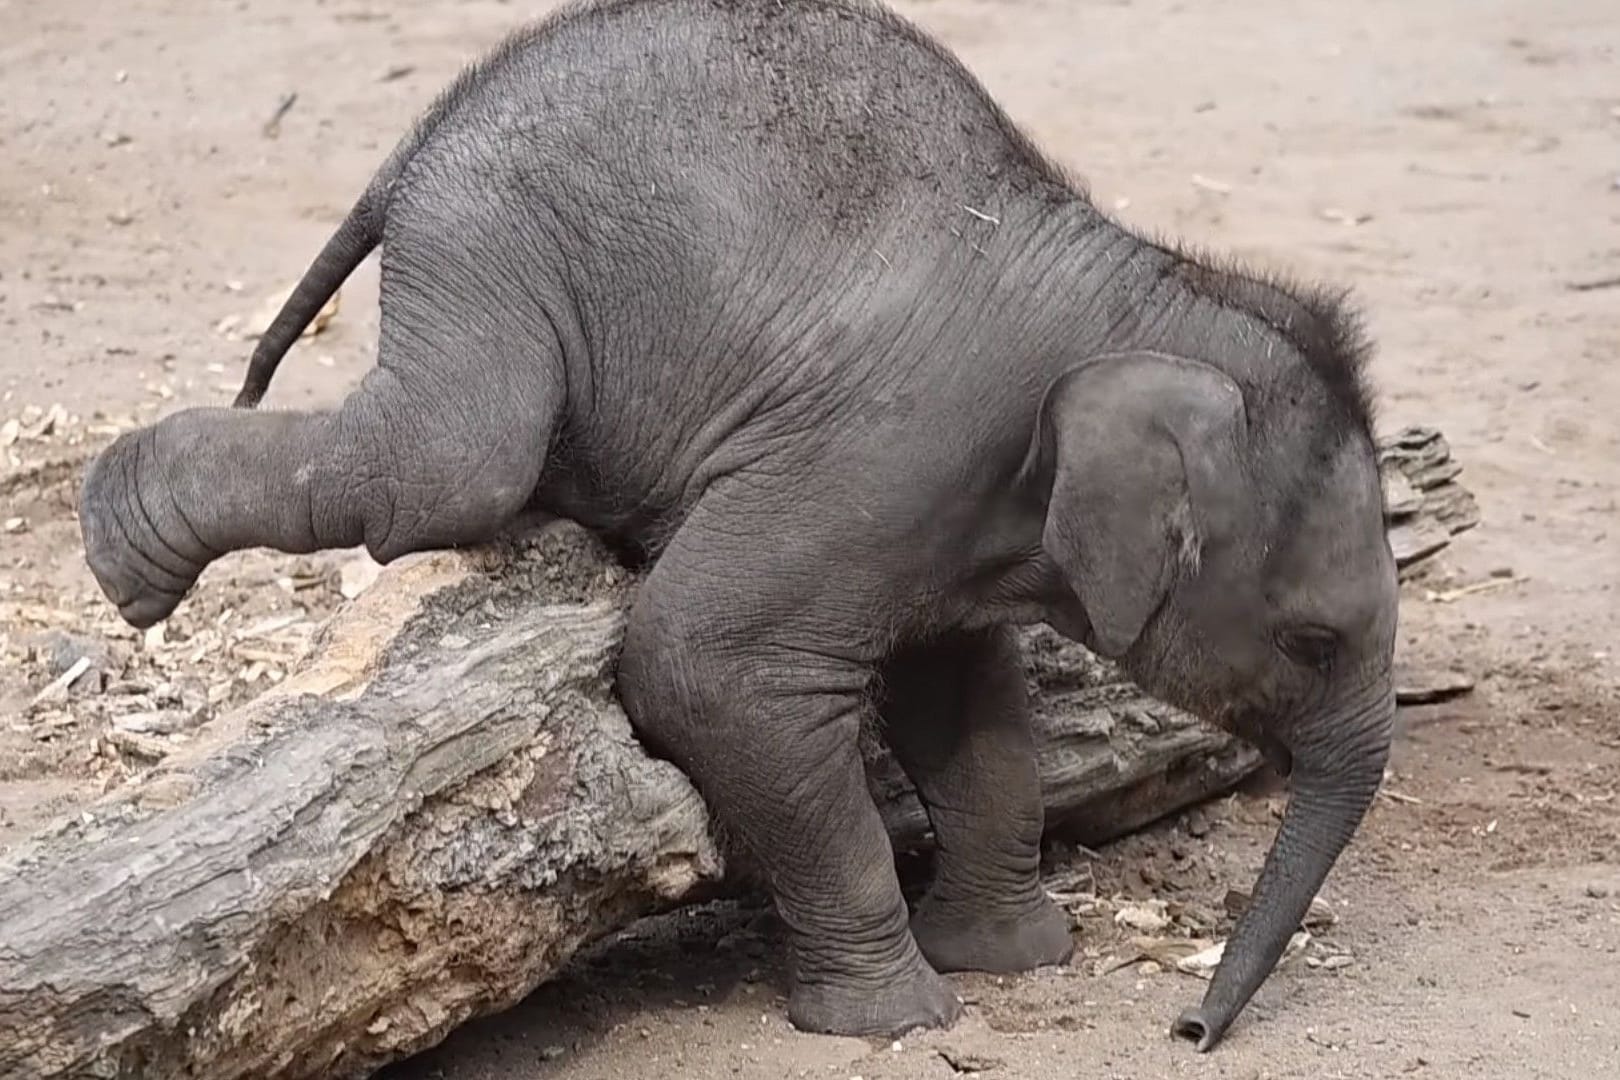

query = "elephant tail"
231;190;383;408
231;37;510;409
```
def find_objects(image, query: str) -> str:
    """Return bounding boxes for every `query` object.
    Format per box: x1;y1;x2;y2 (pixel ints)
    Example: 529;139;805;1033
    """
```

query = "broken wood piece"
1395;665;1477;704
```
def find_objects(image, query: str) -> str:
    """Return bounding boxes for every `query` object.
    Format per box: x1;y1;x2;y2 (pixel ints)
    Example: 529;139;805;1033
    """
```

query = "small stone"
1138;960;1163;975
1114;899;1171;933
1586;885;1611;900
1185;807;1210;838
339;554;383;599
539;1045;566;1061
3;516;26;534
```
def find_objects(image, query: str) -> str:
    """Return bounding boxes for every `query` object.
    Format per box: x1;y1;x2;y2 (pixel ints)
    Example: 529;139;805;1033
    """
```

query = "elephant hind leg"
880;628;1074;974
80;273;564;626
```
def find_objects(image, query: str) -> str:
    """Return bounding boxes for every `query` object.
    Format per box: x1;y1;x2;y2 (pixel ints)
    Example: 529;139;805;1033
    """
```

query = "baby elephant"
81;0;1397;1052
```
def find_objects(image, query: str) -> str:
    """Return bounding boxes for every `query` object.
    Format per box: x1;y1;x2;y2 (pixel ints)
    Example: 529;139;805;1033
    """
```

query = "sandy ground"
3;0;1619;1077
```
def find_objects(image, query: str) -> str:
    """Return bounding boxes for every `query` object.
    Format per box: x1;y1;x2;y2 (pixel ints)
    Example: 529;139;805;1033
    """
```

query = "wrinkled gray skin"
79;0;1397;1052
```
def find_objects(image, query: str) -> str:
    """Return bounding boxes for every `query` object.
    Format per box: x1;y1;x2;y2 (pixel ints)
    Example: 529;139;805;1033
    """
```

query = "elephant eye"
1278;627;1338;673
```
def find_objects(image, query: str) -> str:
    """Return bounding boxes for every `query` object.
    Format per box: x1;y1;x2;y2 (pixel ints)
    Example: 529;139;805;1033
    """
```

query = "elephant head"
1025;343;1397;1049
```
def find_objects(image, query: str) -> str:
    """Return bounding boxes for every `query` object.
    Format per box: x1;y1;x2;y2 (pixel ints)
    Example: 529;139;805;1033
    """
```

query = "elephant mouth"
1216;706;1293;777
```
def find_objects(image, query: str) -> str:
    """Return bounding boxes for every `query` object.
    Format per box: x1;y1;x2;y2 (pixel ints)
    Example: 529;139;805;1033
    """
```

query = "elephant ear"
1029;350;1249;658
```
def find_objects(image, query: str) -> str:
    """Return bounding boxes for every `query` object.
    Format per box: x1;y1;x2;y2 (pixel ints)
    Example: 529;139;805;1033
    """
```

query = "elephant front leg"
880;628;1074;974
615;520;962;1038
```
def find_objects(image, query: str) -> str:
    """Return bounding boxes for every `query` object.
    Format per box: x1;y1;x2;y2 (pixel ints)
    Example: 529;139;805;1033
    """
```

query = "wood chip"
112;709;194;736
232;645;297;665
29;655;94;708
105;728;170;761
236;614;305;640
1395;666;1476;704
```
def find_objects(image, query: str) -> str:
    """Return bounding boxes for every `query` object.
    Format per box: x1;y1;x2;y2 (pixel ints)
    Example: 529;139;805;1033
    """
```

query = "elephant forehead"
1266;443;1394;619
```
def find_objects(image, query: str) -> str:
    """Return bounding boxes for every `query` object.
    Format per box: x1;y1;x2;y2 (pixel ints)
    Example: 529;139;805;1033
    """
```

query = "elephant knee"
618;594;763;758
618;631;705;761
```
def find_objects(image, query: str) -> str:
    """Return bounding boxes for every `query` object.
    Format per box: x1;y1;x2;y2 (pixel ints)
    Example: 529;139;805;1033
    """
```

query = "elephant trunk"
1172;695;1393;1051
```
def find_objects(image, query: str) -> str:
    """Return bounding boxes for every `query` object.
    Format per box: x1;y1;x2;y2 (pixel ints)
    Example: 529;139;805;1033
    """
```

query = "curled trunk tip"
1171;1007;1220;1052
1171;749;1388;1051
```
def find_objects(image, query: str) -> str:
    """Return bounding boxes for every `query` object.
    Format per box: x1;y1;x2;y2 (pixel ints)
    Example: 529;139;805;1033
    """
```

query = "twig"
1565;276;1620;293
961;205;1001;225
1380;789;1423;805
262;92;298;139
1425;576;1527;604
29;656;93;708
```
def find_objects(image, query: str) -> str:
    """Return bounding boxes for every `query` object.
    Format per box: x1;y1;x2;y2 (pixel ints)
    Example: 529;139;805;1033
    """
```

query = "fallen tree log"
0;428;1475;1080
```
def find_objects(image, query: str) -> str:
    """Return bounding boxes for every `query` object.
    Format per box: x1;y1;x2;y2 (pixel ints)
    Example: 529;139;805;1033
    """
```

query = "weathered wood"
1380;427;1479;572
0;427;1472;1080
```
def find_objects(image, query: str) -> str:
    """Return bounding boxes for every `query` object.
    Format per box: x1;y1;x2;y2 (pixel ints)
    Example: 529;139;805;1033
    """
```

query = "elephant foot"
910;894;1075;974
788;959;963;1038
79;430;204;629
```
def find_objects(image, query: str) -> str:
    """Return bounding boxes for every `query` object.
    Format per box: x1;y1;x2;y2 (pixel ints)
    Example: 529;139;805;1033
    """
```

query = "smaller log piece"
1381;427;1480;574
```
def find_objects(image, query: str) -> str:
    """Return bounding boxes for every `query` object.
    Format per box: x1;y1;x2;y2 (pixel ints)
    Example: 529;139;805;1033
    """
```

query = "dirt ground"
3;0;1618;1077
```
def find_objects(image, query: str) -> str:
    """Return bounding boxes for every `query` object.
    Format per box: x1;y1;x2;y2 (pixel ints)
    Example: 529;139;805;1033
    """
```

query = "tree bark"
0;428;1474;1080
